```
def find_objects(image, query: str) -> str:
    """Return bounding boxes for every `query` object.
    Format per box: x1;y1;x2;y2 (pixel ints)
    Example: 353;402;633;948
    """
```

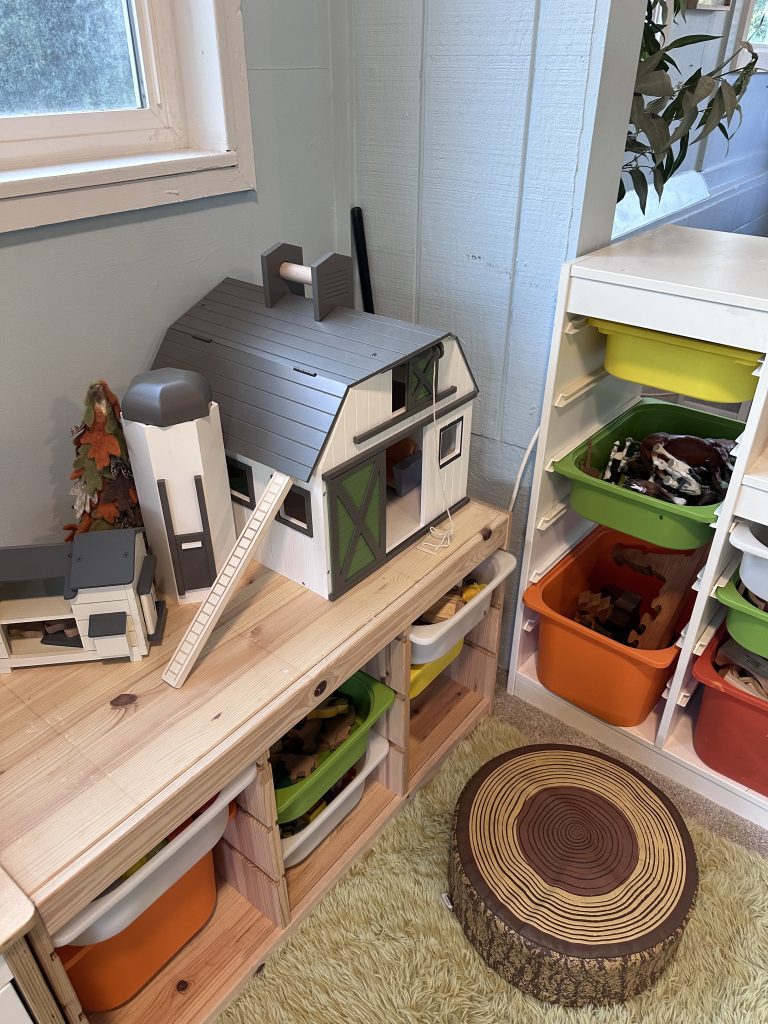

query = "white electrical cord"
508;427;540;515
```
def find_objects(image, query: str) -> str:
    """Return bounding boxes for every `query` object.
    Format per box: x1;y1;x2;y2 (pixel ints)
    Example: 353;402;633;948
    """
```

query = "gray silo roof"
152;278;451;481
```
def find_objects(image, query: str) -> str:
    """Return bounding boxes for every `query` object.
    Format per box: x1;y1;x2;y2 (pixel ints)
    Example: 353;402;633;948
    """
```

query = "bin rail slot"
554;368;608;409
536;503;568;532
711;555;741;597
663;675;699;707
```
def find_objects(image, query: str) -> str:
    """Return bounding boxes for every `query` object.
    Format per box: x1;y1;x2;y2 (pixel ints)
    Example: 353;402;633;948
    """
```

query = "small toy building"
121;369;237;602
134;247;478;600
0;529;165;673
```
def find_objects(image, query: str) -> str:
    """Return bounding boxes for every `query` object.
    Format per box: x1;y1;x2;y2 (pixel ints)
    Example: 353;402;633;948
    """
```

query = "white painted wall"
337;0;644;658
0;0;343;547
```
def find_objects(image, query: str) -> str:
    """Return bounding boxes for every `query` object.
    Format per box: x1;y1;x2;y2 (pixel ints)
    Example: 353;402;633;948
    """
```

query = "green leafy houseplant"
620;0;758;212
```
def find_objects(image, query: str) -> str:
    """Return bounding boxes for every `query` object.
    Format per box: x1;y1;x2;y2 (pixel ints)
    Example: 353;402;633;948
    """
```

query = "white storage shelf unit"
508;225;768;829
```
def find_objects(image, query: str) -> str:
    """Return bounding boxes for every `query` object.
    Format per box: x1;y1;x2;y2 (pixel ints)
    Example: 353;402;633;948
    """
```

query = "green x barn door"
328;453;386;596
408;346;439;408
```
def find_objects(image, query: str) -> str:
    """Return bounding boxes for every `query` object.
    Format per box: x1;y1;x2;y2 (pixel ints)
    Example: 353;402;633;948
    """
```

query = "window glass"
0;0;143;117
439;418;463;467
750;0;768;45
281;487;310;529
226;455;255;509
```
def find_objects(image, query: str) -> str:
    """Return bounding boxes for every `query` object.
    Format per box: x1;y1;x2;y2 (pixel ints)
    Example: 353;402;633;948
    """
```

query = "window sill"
0;148;255;233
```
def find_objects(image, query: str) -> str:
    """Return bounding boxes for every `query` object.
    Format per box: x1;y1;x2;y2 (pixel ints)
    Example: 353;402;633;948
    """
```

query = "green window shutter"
329;454;385;595
407;347;438;409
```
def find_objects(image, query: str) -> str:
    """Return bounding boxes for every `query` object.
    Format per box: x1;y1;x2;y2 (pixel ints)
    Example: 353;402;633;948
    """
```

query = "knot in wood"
110;693;138;708
314;680;327;698
176;980;189;992
481;526;492;541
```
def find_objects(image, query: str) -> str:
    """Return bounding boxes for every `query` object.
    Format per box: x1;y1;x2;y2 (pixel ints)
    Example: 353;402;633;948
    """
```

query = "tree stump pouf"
448;745;698;1006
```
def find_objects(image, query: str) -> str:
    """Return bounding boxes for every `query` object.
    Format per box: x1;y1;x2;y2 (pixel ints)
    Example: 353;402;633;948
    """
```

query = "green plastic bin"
274;671;394;825
715;570;768;659
553;399;744;549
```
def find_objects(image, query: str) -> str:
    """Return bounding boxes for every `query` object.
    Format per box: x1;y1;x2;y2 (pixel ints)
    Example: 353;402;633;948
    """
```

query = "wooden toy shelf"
509;225;768;829
0;499;509;1024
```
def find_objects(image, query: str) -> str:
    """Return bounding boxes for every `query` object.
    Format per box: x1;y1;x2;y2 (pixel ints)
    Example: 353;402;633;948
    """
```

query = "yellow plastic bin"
589;318;760;403
409;639;464;699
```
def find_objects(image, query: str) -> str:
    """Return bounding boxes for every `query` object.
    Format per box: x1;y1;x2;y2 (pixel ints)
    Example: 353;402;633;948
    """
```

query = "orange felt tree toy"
64;381;143;541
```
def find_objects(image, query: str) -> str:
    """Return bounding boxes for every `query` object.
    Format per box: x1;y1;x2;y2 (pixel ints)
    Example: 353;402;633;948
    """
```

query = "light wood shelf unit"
285;782;400;913
409;676;488;790
508;225;768;829
90;881;279;1024
0;500;511;1024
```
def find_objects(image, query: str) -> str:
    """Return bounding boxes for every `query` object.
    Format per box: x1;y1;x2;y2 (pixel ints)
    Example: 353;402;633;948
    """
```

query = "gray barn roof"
153;278;450;481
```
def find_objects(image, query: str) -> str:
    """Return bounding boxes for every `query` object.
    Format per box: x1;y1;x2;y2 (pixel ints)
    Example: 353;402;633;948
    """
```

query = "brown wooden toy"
316;710;356;753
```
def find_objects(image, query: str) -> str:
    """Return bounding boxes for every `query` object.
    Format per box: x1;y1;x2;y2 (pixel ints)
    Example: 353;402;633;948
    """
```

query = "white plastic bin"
52;762;258;948
730;522;768;603
409;550;516;664
281;731;389;868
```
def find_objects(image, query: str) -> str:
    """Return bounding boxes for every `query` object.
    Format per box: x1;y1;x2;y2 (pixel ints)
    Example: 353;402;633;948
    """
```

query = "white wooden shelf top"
571;226;768;315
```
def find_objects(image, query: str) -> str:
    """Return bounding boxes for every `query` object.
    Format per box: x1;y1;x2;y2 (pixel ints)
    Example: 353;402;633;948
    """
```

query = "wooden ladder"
162;472;293;688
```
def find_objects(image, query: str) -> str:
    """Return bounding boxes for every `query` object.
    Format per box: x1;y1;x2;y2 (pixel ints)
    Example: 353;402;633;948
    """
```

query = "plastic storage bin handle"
730;522;768;559
53;762;258;948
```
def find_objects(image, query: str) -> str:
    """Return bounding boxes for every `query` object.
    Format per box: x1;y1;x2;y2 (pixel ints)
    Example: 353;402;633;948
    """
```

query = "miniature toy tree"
64;380;143;541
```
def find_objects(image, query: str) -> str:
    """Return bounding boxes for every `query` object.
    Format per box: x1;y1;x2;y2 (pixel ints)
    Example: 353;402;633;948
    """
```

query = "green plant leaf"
669;131;689;176
636;68;676;97
653;164;665;201
626;137;652;154
691;74;717;105
692;88;726;144
630;167;649;214
617;177;627;204
666;34;719;49
720;79;738;123
645;112;674;162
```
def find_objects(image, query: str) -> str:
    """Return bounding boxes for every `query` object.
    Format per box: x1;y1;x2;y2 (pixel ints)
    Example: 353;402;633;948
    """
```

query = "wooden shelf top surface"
572;226;768;315
0;499;508;936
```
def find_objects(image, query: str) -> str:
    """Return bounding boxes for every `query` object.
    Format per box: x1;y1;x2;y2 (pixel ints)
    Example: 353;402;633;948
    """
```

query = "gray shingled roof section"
153;277;450;481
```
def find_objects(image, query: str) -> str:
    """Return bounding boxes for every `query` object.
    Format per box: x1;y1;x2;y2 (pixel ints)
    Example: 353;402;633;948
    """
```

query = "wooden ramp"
162;472;293;688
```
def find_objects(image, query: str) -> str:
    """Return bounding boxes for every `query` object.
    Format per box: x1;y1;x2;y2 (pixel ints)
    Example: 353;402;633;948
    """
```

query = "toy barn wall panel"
421;403;473;524
316;337;474;476
229;452;330;598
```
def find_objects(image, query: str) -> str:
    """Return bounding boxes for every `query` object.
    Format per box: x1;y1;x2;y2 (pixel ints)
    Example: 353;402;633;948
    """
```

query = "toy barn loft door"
328;452;386;597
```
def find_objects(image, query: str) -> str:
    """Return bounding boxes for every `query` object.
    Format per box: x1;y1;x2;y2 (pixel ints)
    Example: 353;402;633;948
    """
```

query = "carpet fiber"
217;717;768;1024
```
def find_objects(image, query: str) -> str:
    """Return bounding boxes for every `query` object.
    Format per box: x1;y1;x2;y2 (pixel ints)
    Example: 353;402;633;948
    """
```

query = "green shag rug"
217;717;768;1024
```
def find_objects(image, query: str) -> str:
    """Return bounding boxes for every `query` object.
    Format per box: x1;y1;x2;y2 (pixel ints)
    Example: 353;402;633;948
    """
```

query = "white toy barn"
126;247;478;600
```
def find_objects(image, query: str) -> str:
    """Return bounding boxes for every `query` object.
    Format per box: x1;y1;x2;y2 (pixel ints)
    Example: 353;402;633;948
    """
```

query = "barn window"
439;417;463;468
277;485;313;537
391;345;442;414
226;455;256;509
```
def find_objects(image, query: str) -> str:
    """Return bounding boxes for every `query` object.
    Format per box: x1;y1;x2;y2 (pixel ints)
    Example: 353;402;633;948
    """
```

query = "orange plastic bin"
523;528;699;727
691;627;768;797
57;852;216;1012
53;762;257;1013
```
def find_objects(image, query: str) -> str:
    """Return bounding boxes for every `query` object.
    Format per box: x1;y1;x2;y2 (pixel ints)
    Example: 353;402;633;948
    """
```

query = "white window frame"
0;0;255;233
738;0;768;67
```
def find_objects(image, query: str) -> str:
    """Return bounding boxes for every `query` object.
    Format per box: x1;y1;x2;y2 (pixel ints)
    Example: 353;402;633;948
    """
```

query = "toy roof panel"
0;544;72;584
69;530;139;590
154;278;455;481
